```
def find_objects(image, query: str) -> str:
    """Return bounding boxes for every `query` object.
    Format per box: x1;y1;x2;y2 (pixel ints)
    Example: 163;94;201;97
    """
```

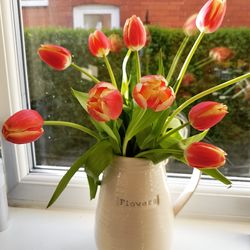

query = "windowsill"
0;207;249;250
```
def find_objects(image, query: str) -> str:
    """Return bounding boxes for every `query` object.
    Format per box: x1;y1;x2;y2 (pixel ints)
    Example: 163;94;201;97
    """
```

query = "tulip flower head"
123;15;147;51
133;75;175;112
209;47;234;62
184;142;227;169
183;13;198;36
2;110;44;144
196;0;227;33
38;44;71;71
189;101;228;131
109;34;124;53
87;82;123;122
88;30;110;57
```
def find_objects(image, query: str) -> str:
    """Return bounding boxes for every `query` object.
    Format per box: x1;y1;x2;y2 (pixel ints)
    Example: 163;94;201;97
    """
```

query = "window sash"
21;0;48;7
0;0;250;219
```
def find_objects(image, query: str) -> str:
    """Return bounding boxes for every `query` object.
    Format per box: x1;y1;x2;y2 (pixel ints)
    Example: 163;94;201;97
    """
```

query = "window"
21;0;48;7
0;0;250;218
73;5;120;29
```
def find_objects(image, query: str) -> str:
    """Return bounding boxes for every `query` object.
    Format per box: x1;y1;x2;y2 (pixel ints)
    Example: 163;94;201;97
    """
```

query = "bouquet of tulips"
2;0;250;207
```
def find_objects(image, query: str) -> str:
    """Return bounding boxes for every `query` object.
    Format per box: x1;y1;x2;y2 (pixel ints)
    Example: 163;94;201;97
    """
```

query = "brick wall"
22;0;250;28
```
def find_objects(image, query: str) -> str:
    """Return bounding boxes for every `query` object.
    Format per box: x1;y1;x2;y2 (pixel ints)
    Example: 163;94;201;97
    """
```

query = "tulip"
189;101;228;131
182;73;196;86
123;15;147;51
38;44;71;71
2;110;44;144
209;47;234;62
87;82;123;122
133;75;175;112
184;142;226;169
109;34;124;53
183;14;198;36
88;30;110;57
196;0;227;33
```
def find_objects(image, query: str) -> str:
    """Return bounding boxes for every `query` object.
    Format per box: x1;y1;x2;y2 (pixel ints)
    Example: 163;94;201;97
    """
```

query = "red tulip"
133;75;175;112
123;15;147;51
38;44;71;71
196;0;227;33
87;82;123;122
189;101;228;131
184;142;226;169
2;110;44;144
183;14;198;36
109;34;124;53
88;30;110;57
209;47;234;62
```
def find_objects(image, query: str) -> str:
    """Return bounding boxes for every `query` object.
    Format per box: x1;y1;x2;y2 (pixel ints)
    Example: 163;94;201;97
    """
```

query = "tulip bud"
183;14;198;36
38;44;71;71
2;110;44;144
109;34;124;53
209;47;234;62
184;142;227;169
189;101;228;131
133;75;175;112
88;30;110;57
196;0;227;33
87;82;123;122
123;15;147;51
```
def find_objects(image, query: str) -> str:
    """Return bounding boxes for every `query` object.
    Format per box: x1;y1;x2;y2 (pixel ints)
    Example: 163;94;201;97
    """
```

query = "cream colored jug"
95;156;201;250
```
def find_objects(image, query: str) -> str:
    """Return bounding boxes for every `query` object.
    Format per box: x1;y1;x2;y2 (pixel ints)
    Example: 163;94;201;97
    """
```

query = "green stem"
166;36;190;83
193;57;210;67
135;148;182;158
193;58;214;70
135;50;141;83
122;108;146;156
71;63;99;83
121;49;132;99
173;32;205;94
162;72;250;132
103;54;117;88
43;121;100;141
159;122;190;143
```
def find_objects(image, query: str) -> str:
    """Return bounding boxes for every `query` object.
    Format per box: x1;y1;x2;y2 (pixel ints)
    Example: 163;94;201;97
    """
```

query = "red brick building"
21;0;250;28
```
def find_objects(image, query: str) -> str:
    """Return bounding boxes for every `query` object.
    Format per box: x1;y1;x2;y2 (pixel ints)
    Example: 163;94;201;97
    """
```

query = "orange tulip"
189;101;228;131
209;47;234;62
109;34;124;53
87;82;123;122
2;110;44;144
133;75;175;112
88;30;110;57
184;142;226;169
123;15;147;51
38;44;71;71
196;0;227;33
183;14;198;36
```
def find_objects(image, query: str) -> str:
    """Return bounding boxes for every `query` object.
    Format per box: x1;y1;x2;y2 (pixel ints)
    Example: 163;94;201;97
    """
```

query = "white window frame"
1;1;250;219
73;4;120;29
21;0;48;7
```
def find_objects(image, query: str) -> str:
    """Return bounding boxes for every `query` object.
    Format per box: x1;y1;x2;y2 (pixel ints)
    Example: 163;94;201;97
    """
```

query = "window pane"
21;0;250;178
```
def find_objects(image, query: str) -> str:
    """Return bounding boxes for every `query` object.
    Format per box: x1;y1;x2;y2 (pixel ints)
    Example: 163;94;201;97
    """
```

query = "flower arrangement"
2;0;250;207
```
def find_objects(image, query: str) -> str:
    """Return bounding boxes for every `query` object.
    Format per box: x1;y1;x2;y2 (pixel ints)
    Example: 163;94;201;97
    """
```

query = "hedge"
24;27;250;176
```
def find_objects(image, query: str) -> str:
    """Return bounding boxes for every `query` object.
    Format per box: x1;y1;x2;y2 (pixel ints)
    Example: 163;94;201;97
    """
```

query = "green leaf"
84;140;114;180
136;148;183;164
157;48;165;77
87;175;98;200
181;130;209;148
201;168;232;186
47;153;87;208
71;88;88;111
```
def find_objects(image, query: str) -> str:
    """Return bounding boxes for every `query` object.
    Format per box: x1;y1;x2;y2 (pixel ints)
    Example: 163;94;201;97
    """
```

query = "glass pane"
84;14;111;29
21;0;250;178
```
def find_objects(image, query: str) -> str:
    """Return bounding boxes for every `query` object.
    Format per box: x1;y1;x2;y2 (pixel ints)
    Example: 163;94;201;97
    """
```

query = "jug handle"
173;168;201;216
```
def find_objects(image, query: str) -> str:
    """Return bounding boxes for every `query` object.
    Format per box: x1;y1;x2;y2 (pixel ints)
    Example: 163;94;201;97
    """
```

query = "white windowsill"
0;207;249;250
